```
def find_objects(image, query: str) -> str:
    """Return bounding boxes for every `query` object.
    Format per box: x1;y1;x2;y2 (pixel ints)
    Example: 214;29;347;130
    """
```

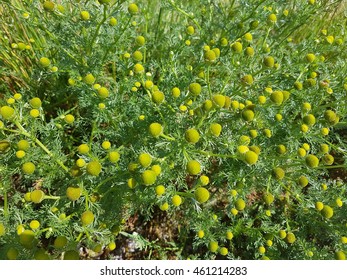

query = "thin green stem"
282;163;304;168
252;66;266;77
89;120;97;145
155;6;163;42
206;65;212;100
39;139;68;171
96;175;118;191
182;147;190;161
143;1;150;64
266;175;272;193
111;61;116;80
75;232;83;242
143;86;152;100
175;191;194;198
220;77;231;94
1;127;21;134
38;227;54;235
237;0;267;24
168;0;202;30
85;230;92;241
295;65;309;82
84;190;90;211
197;113;208;129
88;4;108;56
44;195;61;200
286;219;291;231
148;97;167;127
14;121;69;172
160;133;176;141
316;164;347;169
3;189;8;217
192;149;236;159
262;27;272;48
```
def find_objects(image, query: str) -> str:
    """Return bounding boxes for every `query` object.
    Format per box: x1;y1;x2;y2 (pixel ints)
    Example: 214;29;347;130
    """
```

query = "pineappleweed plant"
0;0;347;260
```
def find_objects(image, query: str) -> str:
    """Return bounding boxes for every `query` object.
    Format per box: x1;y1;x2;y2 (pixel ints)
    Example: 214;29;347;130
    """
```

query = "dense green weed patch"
0;0;347;260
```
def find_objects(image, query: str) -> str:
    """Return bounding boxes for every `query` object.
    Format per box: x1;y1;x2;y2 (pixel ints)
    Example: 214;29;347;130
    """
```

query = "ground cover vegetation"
0;0;347;260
